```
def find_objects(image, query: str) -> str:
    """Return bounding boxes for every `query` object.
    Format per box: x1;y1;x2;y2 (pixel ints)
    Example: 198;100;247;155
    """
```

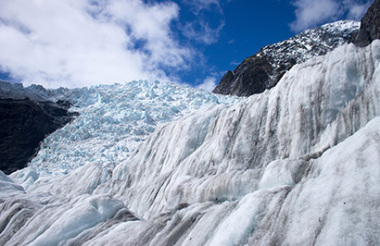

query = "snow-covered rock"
214;20;360;96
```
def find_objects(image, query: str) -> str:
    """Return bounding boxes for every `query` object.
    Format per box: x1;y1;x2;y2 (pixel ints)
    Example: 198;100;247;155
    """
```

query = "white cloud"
182;0;221;13
197;76;217;92
182;20;225;45
0;0;191;88
290;0;373;32
290;0;341;32
180;0;225;45
345;0;373;19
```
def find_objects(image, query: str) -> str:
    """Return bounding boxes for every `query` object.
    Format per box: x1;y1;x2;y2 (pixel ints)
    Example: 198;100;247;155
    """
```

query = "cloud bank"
0;0;192;88
180;0;225;45
197;76;217;92
290;0;374;32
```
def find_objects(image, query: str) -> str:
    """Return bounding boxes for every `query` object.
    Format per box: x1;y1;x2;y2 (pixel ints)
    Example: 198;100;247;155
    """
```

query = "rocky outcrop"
0;96;77;175
215;56;277;96
213;21;360;97
354;0;380;47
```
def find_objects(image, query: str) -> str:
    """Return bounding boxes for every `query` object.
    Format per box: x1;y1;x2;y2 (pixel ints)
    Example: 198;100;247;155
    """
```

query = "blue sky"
0;0;373;89
174;0;298;89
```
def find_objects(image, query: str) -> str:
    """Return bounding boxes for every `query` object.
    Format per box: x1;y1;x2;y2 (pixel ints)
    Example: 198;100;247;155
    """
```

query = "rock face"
0;86;77;174
213;21;360;97
354;0;380;47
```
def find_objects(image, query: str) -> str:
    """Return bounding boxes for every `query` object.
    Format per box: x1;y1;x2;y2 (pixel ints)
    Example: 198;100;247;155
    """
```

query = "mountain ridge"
213;20;360;96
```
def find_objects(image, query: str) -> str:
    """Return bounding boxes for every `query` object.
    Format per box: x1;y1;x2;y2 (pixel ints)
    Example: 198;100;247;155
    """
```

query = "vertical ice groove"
97;41;380;221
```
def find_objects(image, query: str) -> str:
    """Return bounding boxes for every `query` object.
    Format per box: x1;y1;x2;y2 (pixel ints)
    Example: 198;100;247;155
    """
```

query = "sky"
0;0;374;90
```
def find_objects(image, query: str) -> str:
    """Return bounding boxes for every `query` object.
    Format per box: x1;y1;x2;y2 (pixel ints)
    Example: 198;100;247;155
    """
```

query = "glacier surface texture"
1;40;380;245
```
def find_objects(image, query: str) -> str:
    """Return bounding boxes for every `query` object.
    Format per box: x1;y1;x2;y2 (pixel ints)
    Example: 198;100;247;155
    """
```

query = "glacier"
9;80;240;186
0;40;380;245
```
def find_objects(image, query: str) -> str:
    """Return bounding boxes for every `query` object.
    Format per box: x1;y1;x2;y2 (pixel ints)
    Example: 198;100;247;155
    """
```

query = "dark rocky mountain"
0;82;77;174
213;20;360;97
354;0;380;46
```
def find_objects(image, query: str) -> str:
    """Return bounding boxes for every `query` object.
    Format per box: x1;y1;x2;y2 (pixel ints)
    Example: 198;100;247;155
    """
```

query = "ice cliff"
1;34;380;245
